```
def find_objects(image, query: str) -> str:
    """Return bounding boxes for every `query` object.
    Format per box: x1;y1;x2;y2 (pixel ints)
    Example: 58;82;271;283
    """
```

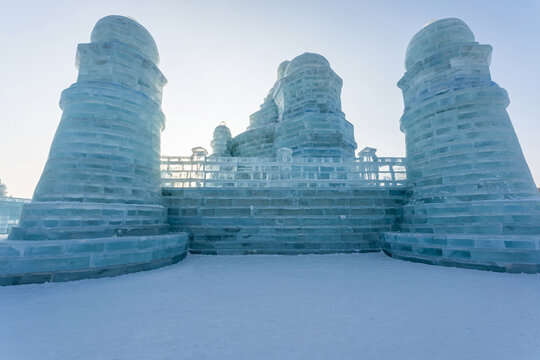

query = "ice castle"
1;16;539;285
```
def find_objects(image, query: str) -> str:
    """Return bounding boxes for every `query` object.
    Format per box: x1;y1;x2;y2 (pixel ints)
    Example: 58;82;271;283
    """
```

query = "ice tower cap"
213;123;232;138
405;18;475;71
284;53;330;77
277;60;290;79
91;15;160;64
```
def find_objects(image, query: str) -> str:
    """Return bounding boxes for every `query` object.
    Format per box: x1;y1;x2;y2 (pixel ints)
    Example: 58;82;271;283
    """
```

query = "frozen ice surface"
1;253;539;359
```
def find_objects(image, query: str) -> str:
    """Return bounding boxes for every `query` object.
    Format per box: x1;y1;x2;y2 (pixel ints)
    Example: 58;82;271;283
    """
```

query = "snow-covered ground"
1;253;539;359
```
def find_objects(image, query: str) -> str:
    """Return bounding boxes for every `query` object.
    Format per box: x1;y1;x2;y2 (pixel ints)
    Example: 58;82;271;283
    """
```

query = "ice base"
0;233;188;285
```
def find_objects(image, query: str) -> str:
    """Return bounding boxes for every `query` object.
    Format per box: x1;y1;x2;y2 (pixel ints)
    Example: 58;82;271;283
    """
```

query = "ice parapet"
382;18;540;272
2;16;188;285
231;52;357;158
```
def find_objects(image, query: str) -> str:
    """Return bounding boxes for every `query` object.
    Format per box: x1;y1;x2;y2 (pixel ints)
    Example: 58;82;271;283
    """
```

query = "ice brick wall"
10;15;169;241
382;18;540;273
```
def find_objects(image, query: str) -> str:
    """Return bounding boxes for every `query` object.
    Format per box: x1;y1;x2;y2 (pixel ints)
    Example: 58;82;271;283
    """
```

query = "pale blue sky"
1;0;539;198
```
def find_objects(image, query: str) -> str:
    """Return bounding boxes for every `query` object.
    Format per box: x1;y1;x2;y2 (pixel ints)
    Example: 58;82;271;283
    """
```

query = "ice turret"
11;15;169;240
382;18;540;273
399;18;537;202
211;122;232;157
1;16;187;285
233;53;357;159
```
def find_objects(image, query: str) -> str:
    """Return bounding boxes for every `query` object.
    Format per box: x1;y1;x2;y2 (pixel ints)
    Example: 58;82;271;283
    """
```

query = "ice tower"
232;53;357;158
1;16;188;285
211;122;232;157
382;18;540;272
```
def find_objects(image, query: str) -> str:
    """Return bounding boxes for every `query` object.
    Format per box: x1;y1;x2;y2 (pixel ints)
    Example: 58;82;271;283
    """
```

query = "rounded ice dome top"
213;122;232;139
284;52;330;77
405;18;475;71
91;15;160;64
277;60;290;79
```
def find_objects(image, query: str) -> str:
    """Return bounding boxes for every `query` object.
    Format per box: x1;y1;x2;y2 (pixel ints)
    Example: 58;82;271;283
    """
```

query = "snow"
1;253;539;359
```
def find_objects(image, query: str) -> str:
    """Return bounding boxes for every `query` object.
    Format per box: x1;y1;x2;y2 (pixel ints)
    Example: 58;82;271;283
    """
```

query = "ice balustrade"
160;153;407;188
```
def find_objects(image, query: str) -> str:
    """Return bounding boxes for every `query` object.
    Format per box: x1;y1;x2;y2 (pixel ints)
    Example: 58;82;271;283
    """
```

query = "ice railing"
161;149;407;188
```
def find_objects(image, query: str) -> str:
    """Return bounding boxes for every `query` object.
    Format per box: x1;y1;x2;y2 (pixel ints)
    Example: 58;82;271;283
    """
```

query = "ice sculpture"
1;16;188;285
232;53;357;158
382;18;540;272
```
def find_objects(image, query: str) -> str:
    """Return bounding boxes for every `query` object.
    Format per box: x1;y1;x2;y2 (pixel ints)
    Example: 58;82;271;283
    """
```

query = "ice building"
0;180;30;235
381;18;540;272
0;16;188;285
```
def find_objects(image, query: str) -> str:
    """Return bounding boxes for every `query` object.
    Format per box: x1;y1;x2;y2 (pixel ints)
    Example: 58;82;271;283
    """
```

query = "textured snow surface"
1;253;539;359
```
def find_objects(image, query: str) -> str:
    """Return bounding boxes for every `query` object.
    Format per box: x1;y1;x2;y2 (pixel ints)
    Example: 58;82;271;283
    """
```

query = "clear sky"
1;0;539;198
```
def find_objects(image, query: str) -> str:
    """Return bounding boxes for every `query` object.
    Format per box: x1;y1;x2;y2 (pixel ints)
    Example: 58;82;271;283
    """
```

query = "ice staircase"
164;187;407;254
